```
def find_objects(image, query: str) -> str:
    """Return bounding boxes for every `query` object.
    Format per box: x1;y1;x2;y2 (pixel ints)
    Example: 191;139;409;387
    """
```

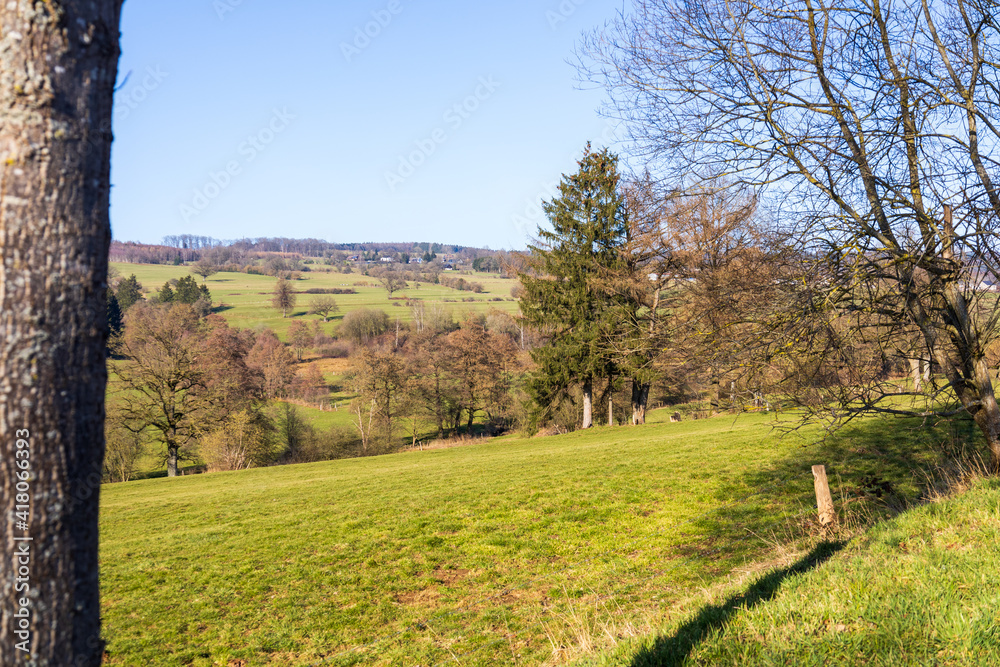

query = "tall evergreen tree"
174;275;202;304
518;144;628;428
116;273;144;311
157;282;175;303
107;289;123;339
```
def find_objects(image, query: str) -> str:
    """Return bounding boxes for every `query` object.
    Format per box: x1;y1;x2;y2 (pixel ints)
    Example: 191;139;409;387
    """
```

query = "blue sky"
110;0;627;250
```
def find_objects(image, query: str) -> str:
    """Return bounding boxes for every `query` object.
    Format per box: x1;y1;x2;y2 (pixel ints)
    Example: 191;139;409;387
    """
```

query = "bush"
103;421;145;483
339;307;390;345
301;287;357;295
275;403;360;463
315;342;351;358
296;425;360;462
199;409;279;472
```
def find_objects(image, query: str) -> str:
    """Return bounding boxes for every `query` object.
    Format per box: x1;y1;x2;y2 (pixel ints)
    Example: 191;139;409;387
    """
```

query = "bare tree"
0;2;123;663
347;347;409;451
587;0;1000;469
103;406;146;483
606;171;674;424
288;320;312;362
246;328;297;398
308;295;339;322
374;269;407;298
272;277;296;317
113;304;212;477
190;257;218;283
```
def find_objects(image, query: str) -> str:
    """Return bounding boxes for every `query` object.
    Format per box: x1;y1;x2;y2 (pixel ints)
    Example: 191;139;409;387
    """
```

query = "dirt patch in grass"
397;586;442;606
432;567;469;585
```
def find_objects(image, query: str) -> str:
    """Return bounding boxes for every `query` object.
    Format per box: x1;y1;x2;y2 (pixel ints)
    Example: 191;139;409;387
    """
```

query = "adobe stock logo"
213;0;245;21
116;66;169;122
384;76;501;192
547;0;587;29
179;108;295;223
89;65;168;150
341;0;404;62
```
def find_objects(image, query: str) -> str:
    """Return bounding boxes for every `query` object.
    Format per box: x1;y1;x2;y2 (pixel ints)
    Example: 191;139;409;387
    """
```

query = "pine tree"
107;289;123;338
116;274;144;311
175;275;202;304
158;282;175;303
518;144;628;428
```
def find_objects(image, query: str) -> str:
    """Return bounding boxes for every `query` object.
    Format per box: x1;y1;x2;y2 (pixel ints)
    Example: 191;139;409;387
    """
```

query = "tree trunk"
631;380;649;425
167;446;179;478
909;358;922;392
608;395;614;426
0;2;123;664
709;369;720;414
433;373;444;437
581;377;594;428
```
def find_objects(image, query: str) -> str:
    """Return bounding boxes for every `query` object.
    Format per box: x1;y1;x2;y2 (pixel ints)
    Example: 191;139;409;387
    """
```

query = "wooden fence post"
812;464;837;528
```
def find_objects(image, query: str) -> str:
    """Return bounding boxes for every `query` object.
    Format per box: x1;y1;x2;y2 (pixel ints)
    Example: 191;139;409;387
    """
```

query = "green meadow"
110;262;519;339
597;477;1000;666
109;261;522;476
98;408;993;665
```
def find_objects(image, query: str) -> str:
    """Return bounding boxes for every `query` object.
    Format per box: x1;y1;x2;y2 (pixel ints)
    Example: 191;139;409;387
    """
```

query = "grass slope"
598;477;1000;666
110;263;518;339
99;410;983;665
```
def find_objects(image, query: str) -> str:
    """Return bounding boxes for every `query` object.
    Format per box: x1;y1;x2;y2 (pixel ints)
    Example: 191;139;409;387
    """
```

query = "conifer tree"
116;274;144;311
158;282;175;303
174;275;202;304
518;144;628;428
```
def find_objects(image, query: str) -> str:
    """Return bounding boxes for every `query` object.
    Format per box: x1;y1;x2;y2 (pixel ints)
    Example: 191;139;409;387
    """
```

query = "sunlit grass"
99;408;987;665
598;478;1000;667
110;262;519;340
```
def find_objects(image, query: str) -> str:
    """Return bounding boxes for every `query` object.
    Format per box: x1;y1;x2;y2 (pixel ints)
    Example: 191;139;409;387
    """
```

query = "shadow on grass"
696;413;987;547
629;540;845;667
656;413;989;599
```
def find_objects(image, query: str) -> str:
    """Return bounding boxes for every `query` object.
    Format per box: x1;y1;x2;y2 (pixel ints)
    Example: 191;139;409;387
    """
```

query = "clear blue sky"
110;0;627;250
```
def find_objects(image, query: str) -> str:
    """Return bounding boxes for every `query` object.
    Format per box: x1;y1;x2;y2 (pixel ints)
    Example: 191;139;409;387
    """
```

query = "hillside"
98;409;987;665
109;263;519;340
595;477;1000;666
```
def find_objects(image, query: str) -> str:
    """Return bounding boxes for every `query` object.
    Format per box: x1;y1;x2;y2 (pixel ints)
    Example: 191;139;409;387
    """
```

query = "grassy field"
595;476;1000;666
109;261;519;475
98;408;989;665
110;262;519;339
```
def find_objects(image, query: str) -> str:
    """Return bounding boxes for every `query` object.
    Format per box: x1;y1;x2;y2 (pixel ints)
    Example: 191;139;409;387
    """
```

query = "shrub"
315;342;351;358
339;308;390;345
199;409;279;472
301;287;357;295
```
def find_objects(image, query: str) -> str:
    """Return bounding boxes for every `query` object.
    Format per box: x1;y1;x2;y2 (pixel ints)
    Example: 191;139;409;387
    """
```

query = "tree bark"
909;358;923;392
631;380;649;425
166;446;179;478
906;205;1000;472
0;2;123;664
581;377;594;428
